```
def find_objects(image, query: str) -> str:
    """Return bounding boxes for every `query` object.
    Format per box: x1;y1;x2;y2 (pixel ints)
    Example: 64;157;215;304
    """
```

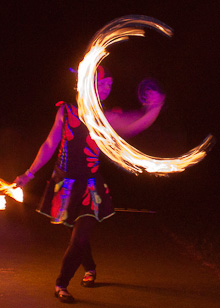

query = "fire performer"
15;68;165;303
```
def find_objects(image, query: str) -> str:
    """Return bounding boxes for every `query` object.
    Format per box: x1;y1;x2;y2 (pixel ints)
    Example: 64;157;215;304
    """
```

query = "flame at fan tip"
0;179;23;203
0;195;6;210
77;15;214;175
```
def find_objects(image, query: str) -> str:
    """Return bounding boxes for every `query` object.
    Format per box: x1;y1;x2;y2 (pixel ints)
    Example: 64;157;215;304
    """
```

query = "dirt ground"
0;204;220;308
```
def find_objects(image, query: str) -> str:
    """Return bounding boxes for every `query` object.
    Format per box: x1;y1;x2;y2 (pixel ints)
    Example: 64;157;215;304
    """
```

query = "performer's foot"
81;270;96;287
55;286;75;303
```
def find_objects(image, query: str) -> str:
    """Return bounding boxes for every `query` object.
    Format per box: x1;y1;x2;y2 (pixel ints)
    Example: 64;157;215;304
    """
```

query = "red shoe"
55;286;75;303
81;270;96;287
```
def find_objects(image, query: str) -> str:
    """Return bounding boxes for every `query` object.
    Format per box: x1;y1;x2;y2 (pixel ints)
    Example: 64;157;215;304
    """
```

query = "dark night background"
1;1;220;270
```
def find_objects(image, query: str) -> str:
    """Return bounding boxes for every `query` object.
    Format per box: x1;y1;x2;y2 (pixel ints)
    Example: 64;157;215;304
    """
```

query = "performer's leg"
56;216;97;288
80;222;97;288
81;240;96;271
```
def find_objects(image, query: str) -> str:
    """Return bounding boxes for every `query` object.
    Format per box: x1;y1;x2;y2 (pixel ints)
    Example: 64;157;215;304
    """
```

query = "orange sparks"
77;15;214;175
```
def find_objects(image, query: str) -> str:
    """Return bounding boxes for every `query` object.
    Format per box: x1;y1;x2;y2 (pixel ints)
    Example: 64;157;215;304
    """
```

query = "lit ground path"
0;202;219;308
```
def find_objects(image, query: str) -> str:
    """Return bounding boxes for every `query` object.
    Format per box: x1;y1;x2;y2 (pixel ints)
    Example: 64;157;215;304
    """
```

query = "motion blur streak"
77;15;214;175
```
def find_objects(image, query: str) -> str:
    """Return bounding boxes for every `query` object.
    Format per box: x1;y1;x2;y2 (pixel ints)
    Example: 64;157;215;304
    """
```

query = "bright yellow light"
0;195;6;210
77;15;214;175
0;179;23;203
8;186;23;202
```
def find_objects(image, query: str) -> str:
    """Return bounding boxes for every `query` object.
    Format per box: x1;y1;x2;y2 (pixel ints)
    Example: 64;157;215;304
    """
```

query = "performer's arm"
14;106;64;186
105;96;164;139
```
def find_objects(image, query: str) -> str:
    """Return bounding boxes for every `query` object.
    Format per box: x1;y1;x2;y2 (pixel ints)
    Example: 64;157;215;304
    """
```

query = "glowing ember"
0;178;23;203
0;195;6;210
77;15;214;175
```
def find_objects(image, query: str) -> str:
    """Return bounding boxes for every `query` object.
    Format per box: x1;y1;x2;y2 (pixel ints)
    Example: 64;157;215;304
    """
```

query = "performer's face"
142;89;165;107
97;77;113;101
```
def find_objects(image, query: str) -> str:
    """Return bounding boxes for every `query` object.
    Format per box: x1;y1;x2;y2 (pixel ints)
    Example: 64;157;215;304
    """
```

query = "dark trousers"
56;216;97;288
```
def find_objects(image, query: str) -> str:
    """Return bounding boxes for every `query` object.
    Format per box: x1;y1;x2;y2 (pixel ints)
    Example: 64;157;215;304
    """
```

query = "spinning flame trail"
77;15;214;175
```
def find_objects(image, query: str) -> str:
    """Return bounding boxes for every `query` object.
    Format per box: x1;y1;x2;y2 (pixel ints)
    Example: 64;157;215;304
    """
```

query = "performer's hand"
149;94;165;109
14;174;32;187
142;93;165;111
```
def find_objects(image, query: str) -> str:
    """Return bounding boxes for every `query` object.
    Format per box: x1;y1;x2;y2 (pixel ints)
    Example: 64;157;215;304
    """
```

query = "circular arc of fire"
77;15;214;175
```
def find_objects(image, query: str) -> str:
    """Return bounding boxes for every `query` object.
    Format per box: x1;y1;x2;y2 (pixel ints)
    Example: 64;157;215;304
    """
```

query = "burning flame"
0;178;23;204
0;195;6;210
77;15;214;175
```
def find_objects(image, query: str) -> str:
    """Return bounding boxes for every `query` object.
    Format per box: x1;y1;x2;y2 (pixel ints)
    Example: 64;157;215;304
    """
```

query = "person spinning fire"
15;67;165;303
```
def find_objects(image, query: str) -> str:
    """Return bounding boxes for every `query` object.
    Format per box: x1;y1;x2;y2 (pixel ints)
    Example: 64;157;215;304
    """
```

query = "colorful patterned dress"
37;101;114;227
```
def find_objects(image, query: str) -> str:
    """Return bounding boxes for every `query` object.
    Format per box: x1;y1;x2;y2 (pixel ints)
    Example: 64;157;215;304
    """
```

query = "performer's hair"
97;65;112;80
138;78;164;104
